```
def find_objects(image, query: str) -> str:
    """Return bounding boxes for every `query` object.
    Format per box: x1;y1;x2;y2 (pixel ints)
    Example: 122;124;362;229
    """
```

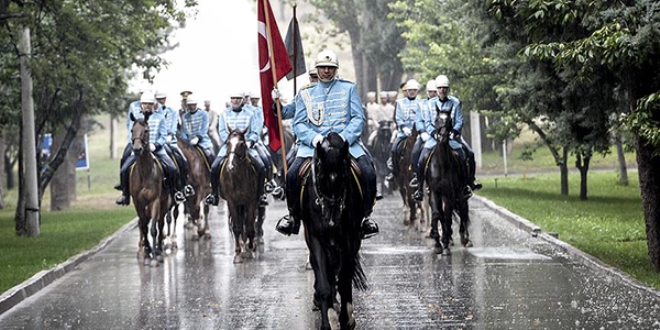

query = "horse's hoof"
203;232;211;240
184;221;194;229
233;255;243;264
442;248;451;256
242;251;253;259
150;259;160;267
257;236;265;245
143;258;151;266
462;239;473;247
433;246;443;254
327;308;339;330
156;254;164;262
403;220;410;226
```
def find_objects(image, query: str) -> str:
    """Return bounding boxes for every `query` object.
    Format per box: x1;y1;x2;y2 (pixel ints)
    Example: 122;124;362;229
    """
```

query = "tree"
0;0;198;235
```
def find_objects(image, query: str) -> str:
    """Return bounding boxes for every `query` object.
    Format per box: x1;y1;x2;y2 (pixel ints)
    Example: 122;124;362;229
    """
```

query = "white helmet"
406;79;420;90
186;97;197;105
315;50;339;68
140;92;155;103
155;91;167;99
426;80;437;91
229;91;244;98
435;75;450;88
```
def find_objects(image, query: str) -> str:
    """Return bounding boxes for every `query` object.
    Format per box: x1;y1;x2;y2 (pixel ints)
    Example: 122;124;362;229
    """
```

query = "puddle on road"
468;247;552;261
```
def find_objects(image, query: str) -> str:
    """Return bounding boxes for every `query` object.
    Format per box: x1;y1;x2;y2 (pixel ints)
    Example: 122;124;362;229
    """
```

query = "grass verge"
476;170;660;289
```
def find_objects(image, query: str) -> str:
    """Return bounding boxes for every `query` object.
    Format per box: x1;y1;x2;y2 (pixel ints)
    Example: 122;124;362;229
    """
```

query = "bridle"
132;120;149;149
311;151;347;222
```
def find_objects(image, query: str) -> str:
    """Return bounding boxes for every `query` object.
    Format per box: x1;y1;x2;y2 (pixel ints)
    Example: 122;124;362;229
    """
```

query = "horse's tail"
352;253;368;291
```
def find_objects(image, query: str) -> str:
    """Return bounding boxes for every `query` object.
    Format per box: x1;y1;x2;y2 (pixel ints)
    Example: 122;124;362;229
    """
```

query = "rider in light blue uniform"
179;96;215;167
412;75;482;201
274;50;379;239
384;79;423;182
115;92;185;206
246;92;280;196
205;91;269;207
408;79;438;191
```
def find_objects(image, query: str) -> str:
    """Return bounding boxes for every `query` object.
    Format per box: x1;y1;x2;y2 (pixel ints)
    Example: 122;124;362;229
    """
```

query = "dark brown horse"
395;128;426;227
426;110;472;255
302;132;367;330
178;139;212;241
368;120;393;197
219;129;259;264
129;114;171;266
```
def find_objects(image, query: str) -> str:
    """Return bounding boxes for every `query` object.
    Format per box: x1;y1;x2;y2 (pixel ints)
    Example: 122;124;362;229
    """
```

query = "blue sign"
76;134;90;170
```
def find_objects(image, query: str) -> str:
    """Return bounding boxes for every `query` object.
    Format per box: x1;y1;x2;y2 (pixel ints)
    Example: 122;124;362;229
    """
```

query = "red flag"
258;0;292;152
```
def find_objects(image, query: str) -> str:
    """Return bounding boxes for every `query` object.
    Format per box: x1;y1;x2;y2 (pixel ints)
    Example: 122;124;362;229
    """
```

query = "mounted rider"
179;95;215;174
411;75;482;201
115;92;186;206
274;49;379;239
205;91;269;207
408;79;438;193
385;79;423;182
244;91;280;198
156;91;194;198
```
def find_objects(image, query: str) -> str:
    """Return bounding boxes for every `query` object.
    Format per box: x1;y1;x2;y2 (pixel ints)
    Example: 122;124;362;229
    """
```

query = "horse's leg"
231;205;244;264
429;192;443;254
149;199;162;266
307;237;333;330
140;215;152;265
202;200;211;239
338;252;356;330
459;200;473;247
156;207;166;263
256;206;265;245
440;199;453;256
194;201;205;239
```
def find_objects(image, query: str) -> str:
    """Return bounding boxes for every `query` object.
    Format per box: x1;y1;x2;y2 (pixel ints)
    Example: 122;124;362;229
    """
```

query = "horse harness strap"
195;145;211;171
298;157;364;211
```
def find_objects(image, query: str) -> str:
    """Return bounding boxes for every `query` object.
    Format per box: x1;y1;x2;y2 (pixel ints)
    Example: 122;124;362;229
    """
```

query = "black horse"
302;132;368;330
368;120;393;196
426;109;472;255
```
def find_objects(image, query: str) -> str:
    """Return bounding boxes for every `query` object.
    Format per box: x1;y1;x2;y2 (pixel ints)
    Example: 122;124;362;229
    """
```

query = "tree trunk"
575;151;591;201
5;151;14;190
560;147;568;196
18;26;40;237
15;140;25;234
637;135;660;271
0;136;5;209
614;130;629;186
49;130;77;211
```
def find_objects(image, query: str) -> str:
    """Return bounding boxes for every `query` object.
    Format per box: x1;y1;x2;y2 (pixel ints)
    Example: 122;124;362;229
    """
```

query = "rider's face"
187;103;197;111
428;90;438;99
437;87;449;100
317;66;336;81
141;102;154;112
230;97;242;109
156;98;166;105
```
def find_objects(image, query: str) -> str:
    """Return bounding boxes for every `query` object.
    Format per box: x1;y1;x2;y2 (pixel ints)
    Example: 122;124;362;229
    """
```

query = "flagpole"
263;0;288;175
292;4;297;98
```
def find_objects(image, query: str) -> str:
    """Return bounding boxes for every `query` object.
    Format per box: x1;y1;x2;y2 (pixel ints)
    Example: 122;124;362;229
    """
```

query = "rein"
311;152;347;218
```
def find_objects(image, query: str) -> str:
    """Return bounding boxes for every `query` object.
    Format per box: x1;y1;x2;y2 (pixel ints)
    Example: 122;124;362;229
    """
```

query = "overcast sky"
138;0;305;108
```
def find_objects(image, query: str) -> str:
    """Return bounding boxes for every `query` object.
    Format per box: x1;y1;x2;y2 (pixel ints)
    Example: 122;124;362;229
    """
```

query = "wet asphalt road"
2;195;660;329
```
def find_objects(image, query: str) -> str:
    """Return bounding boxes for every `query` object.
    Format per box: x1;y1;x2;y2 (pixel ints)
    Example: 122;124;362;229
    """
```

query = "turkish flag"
258;0;292;152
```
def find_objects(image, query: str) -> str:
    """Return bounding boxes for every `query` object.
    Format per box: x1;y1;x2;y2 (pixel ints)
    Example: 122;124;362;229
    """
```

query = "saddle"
297;157;364;203
422;148;465;177
194;145;212;172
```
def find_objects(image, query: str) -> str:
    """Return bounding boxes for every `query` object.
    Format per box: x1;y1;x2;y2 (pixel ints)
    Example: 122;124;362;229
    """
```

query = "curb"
472;195;660;298
0;217;138;315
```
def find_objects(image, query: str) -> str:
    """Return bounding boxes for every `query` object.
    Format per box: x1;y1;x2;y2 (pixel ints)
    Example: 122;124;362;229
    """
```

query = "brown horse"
177;139;212;241
129;114;171;266
395;128;428;227
219;129;259;263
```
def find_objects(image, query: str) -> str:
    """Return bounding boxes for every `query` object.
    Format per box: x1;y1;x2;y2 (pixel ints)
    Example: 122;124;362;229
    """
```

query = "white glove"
190;137;199;145
312;134;324;147
165;135;173;143
149;143;156;152
449;132;455;140
246;141;253;148
271;89;281;100
403;127;412;136
421;132;430;142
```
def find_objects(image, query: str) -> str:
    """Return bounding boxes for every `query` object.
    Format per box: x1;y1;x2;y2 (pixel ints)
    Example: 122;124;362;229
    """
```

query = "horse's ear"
130;112;136;122
241;127;248;136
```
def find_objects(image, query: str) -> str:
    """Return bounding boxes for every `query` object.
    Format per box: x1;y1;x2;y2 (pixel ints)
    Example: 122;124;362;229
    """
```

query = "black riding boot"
467;156;482;191
115;170;130;206
276;159;303;235
174;148;194;196
205;156;223;206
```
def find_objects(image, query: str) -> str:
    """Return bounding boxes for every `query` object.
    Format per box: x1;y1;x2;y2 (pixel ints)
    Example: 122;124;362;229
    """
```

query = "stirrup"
115;195;130;206
259;195;269;206
205;194;219;206
276;214;300;236
184;185;195;197
413;189;424;201
360;217;379;239
462;186;473;200
409;176;419;188
272;187;285;200
113;183;122;191
174;191;186;203
264;180;277;193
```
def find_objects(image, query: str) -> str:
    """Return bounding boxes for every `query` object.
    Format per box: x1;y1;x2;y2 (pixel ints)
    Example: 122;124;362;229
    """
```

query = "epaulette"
300;82;317;90
336;78;355;84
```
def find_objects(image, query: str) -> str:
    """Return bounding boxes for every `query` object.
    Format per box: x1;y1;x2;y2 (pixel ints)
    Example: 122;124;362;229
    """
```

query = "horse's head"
313;132;350;222
226;128;250;170
434;105;453;144
130;112;151;155
377;120;393;142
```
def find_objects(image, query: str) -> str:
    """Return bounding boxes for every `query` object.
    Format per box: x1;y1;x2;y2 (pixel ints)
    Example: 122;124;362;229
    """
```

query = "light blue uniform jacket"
145;111;168;157
395;97;422;138
126;100;143;142
293;78;366;158
180;109;213;150
161;105;179;146
217;107;260;158
423;96;463;150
